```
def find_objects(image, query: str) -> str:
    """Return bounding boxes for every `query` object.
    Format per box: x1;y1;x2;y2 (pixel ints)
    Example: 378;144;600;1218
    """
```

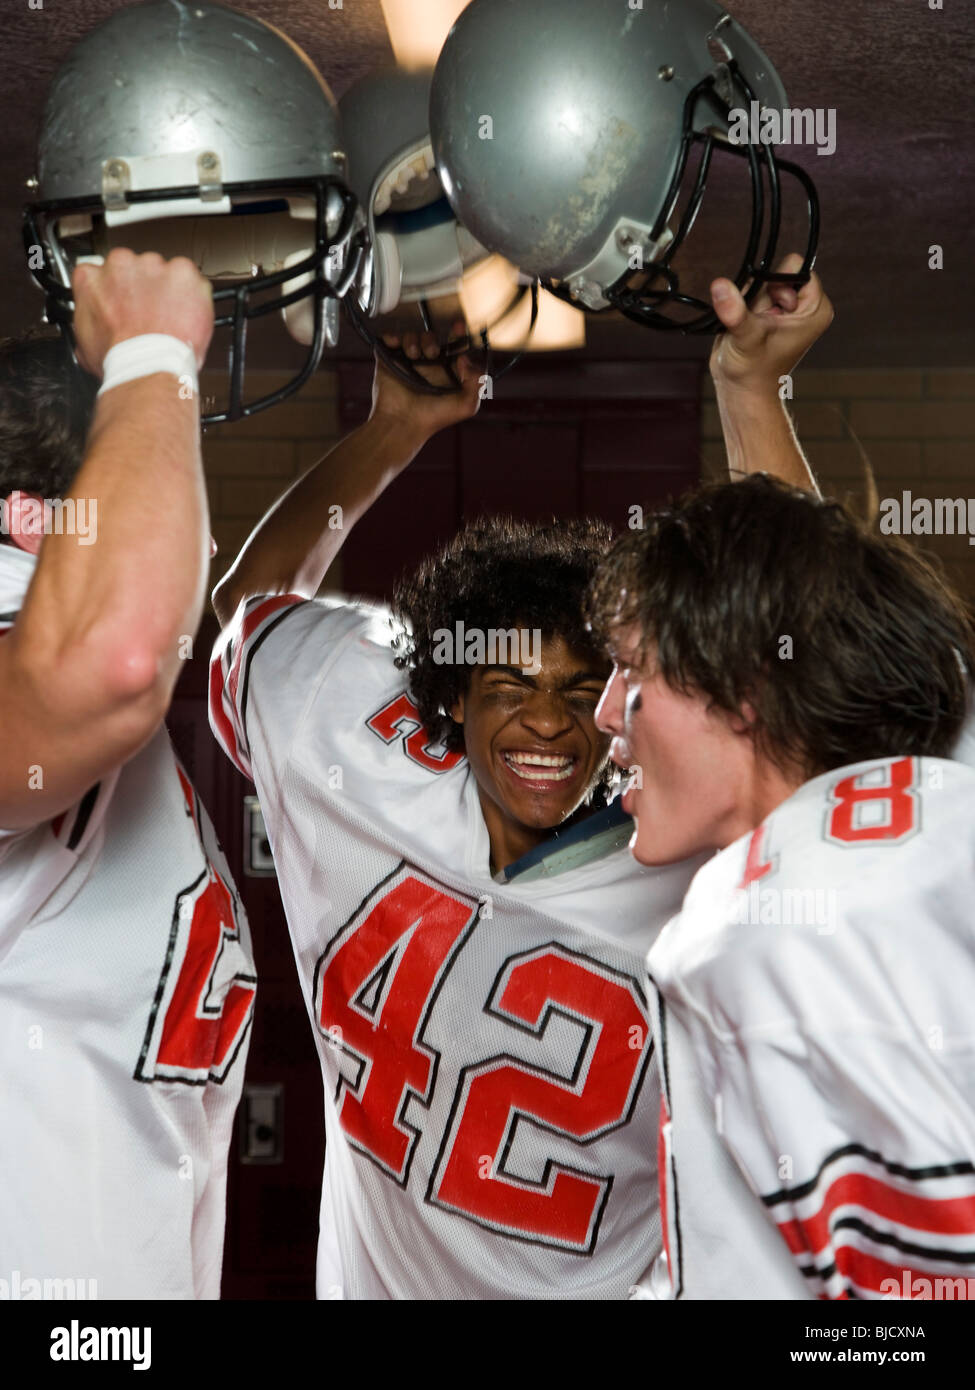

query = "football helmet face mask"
339;65;538;395
430;0;819;334
24;0;364;422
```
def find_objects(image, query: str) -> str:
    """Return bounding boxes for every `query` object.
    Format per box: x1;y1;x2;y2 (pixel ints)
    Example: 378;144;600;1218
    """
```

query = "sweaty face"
595;628;756;866
451;634;611;872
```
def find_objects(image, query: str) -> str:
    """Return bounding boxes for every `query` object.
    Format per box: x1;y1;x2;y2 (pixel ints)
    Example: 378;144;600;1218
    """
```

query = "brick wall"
201;368;345;591
702;369;975;603
204;366;975;606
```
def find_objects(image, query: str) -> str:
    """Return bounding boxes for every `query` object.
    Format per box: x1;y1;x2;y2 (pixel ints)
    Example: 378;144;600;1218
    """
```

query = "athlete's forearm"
212;411;430;626
0;375;207;827
16;374;206;707
714;380;820;496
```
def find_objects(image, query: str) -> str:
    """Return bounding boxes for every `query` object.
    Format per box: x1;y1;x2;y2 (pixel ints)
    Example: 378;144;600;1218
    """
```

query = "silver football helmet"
24;1;364;422
431;0;819;333
339;64;537;393
341;66;492;319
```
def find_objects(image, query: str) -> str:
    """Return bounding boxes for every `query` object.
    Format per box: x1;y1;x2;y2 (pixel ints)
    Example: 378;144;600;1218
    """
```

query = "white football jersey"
0;545;255;1300
647;751;975;1300
951;709;975;770
210;593;701;1299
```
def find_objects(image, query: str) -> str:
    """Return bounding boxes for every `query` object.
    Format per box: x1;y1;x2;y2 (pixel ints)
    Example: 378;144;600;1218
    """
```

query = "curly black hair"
0;332;98;508
392;515;614;752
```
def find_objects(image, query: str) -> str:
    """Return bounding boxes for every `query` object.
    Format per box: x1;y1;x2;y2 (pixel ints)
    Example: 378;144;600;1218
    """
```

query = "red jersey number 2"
367;693;465;774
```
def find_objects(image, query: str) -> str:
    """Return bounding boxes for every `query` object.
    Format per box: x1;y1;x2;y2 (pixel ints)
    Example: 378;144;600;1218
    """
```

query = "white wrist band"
97;334;199;398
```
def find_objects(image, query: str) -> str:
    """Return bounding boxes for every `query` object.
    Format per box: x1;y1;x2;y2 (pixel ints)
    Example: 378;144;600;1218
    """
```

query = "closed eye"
568;687;604;703
487;678;533;693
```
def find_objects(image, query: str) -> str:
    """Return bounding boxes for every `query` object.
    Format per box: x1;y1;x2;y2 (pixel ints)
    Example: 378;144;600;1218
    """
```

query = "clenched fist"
71;248;214;379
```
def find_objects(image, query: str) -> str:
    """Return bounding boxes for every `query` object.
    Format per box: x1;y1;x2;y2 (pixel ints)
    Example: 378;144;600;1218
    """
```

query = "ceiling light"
379;0;469;68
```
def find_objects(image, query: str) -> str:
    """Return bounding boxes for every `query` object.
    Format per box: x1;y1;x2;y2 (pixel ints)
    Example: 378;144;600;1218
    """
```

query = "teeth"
377;150;434;211
503;753;575;783
507;753;572;767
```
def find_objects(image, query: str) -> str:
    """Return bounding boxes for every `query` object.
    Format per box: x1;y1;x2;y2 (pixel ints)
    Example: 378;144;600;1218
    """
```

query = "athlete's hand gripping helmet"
24;0;364;422
430;0;819;334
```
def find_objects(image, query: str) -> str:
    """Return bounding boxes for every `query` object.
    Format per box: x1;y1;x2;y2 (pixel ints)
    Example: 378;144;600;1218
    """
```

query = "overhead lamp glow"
459;256;586;352
491;287;587;353
379;0;469;68
458;255;521;336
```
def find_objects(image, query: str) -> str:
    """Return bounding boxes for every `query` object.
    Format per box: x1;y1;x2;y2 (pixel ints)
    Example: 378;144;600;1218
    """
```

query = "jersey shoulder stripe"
768;1144;975;1296
209;593;306;778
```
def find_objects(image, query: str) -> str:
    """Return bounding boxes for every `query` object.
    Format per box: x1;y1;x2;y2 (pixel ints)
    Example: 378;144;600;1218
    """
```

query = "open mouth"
501;751;578;785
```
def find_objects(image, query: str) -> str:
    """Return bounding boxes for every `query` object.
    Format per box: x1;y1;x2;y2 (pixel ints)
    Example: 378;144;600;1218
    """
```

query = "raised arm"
212;329;481;626
0;250;214;828
708;252;834;495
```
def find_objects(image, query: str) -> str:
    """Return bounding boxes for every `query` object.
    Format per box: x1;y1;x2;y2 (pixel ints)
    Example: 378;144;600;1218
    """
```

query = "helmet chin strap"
345;281;540;396
345;291;471;394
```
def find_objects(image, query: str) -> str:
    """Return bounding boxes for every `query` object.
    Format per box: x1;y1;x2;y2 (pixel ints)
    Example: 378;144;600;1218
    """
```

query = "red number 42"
314;867;651;1254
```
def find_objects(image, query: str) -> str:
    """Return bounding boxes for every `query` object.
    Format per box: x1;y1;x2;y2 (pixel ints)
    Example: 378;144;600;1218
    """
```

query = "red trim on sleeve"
779;1169;975;1258
208;595;305;779
227;594;303;715
832;1244;960;1299
208;650;245;775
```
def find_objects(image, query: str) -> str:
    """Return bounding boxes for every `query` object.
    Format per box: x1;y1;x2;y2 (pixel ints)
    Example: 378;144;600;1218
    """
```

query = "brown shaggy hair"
587;475;975;777
0;333;98;509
